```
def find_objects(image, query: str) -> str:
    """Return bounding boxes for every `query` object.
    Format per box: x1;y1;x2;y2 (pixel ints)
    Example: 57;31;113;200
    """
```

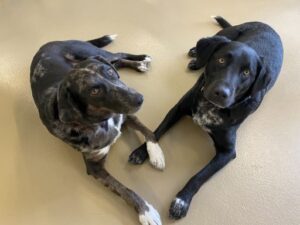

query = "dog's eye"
243;69;250;77
90;88;103;96
217;57;225;64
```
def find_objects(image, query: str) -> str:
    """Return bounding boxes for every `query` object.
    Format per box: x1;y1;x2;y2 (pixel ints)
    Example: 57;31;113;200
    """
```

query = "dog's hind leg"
83;154;162;225
113;59;151;72
114;53;151;62
126;115;165;170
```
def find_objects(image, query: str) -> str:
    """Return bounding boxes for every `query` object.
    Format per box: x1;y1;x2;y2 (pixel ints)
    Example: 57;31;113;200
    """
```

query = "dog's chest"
192;100;223;131
53;114;124;152
107;114;123;144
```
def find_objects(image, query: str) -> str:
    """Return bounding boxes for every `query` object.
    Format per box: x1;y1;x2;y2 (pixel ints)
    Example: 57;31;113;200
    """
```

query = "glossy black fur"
129;17;283;219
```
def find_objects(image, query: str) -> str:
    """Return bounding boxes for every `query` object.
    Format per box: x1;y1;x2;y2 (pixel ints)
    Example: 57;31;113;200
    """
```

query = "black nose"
214;86;231;99
136;95;144;106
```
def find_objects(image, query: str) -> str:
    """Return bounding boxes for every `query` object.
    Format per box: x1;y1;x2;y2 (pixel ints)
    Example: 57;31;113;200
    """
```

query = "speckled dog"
129;16;283;220
30;35;164;225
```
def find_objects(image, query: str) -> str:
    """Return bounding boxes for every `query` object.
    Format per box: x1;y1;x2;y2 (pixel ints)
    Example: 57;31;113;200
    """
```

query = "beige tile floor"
1;0;300;224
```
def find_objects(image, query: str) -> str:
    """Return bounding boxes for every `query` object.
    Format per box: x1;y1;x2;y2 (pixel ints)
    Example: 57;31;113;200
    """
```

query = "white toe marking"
174;198;187;208
210;15;217;19
139;202;162;225
146;141;165;170
137;61;149;72
144;56;152;62
108;34;118;40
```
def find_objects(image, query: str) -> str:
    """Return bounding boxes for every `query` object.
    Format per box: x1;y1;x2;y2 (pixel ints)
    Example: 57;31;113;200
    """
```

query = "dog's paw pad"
129;148;148;165
146;141;165;170
169;198;189;220
139;202;162;225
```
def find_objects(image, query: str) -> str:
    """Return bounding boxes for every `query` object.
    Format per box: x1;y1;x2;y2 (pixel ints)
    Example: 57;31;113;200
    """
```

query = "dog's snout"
214;86;231;99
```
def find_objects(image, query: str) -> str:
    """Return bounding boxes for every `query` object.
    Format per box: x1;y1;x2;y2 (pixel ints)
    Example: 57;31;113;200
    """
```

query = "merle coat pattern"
129;17;283;220
30;35;165;225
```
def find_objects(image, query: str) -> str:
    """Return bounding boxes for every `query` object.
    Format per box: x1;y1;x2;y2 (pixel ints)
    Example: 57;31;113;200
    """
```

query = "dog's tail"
211;16;232;28
88;34;118;48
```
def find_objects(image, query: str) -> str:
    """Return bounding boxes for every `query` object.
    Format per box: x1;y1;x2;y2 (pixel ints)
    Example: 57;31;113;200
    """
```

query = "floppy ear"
57;83;83;123
250;57;272;97
189;35;231;70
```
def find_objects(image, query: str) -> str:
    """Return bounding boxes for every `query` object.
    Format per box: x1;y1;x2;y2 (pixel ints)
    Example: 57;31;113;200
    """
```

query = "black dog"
30;35;165;225
129;16;283;219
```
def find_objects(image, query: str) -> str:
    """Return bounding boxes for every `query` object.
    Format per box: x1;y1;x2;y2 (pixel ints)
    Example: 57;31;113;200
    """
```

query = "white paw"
146;141;165;170
107;34;118;40
137;61;150;72
143;56;152;63
139;202;162;225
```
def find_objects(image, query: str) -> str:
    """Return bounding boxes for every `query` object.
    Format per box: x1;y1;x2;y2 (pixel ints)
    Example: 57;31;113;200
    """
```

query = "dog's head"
195;36;270;108
57;56;143;124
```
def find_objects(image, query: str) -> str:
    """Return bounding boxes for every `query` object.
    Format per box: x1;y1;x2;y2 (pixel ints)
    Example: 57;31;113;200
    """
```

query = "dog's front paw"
146;141;165;170
169;197;190;220
136;56;152;72
188;47;196;57
129;143;149;165
139;202;162;225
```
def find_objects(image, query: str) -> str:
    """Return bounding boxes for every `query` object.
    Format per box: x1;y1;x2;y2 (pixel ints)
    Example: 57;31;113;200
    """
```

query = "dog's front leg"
83;154;162;225
126;115;165;170
169;128;237;220
129;92;192;165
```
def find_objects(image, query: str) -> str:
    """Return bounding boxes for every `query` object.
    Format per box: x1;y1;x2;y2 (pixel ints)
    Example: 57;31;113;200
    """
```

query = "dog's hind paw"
146;141;165;170
169;198;190;220
136;57;152;72
139;202;162;225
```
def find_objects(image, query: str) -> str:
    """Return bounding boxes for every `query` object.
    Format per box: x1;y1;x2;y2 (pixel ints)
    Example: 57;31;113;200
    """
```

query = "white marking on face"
139;201;162;225
146;141;165;170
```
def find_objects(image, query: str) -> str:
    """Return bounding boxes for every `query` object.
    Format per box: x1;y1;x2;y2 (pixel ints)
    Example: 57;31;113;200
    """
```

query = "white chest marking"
108;114;124;144
192;102;223;132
